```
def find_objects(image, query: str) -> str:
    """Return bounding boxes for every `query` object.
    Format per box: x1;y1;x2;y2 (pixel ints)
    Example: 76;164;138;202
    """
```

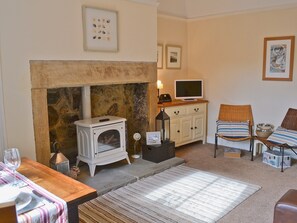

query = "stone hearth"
31;60;157;166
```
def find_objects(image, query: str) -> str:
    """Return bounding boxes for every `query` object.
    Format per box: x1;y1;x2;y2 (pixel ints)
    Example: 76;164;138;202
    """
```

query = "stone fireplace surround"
31;60;157;166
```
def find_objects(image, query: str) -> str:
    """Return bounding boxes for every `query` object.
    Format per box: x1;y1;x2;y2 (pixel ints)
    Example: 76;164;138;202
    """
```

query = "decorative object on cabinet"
214;104;254;161
262;36;295;81
82;6;118;52
256;108;297;172
157;44;163;69
166;45;182;69
159;94;172;103
161;100;208;147
155;108;170;142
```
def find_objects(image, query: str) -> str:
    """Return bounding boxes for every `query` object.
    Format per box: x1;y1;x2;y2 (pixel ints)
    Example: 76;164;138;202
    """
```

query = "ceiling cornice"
127;0;159;6
186;2;297;20
157;0;297;20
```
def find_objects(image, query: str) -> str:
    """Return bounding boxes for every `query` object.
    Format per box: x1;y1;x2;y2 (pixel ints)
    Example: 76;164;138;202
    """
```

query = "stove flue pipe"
82;86;91;119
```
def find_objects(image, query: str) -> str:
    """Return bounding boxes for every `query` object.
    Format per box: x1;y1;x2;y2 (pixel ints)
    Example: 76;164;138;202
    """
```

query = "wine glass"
4;148;21;186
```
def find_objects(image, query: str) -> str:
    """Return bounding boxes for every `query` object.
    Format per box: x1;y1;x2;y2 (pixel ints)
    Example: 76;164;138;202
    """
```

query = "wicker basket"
256;130;273;138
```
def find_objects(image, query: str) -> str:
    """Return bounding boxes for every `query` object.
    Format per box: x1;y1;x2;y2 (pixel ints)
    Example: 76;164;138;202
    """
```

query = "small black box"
142;141;175;163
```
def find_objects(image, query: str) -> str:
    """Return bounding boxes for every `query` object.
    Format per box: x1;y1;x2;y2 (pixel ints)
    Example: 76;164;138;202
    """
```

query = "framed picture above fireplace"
82;6;118;52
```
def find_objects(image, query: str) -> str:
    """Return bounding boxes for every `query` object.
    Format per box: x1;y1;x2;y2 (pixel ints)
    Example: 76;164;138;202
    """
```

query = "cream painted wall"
157;15;188;97
187;7;297;148
0;0;157;160
157;7;297;150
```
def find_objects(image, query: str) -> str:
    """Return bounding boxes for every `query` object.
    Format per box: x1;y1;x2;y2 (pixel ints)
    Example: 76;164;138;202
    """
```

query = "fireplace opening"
47;83;149;165
97;129;121;154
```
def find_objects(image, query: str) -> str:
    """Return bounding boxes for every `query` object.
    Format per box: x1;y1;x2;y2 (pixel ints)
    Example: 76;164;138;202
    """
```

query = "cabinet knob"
195;127;197;129
194;108;199;112
177;130;180;133
191;127;193;130
174;111;180;115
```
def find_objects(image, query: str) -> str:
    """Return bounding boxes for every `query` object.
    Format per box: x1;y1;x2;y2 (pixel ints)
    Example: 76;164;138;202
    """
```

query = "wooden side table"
142;141;175;163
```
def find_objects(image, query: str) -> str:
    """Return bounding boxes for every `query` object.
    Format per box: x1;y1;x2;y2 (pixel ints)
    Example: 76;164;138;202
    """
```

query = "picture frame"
157;44;163;69
262;36;295;81
166;45;182;69
82;6;118;52
146;131;161;145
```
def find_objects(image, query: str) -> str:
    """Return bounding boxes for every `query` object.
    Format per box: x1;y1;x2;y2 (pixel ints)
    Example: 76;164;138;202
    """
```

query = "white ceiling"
157;0;297;19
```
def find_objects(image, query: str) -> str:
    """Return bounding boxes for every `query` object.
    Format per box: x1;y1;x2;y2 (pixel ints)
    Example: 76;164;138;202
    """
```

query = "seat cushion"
216;120;250;137
268;126;297;147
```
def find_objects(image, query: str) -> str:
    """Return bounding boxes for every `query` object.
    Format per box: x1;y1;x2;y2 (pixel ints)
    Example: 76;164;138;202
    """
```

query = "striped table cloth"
0;162;68;223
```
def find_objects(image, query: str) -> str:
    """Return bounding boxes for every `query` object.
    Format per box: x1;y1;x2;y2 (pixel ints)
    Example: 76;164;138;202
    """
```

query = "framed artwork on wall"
262;36;295;81
82;6;118;52
166;45;182;69
157;44;163;69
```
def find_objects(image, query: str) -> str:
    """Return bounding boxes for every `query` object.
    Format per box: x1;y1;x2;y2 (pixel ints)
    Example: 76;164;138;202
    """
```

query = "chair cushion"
268;126;297;147
216;120;250;137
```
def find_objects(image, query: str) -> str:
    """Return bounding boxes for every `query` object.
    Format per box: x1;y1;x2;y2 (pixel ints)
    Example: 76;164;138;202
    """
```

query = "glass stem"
13;169;16;186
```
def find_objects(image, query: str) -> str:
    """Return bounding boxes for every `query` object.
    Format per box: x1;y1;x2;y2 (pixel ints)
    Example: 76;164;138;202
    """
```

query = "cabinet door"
180;116;192;143
170;119;181;145
192;114;204;139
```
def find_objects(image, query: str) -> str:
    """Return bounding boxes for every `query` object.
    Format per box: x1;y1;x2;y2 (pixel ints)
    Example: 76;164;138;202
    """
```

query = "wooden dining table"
18;157;97;223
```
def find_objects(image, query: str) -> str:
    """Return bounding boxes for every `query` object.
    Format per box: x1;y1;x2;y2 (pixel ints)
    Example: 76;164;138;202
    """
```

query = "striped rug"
79;165;261;223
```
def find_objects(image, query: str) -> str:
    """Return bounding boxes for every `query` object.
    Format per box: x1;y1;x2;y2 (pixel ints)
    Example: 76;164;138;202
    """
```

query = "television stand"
158;100;208;147
182;98;197;101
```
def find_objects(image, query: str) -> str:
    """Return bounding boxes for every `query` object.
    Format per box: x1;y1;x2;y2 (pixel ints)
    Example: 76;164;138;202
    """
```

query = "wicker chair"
214;104;254;161
257;108;297;172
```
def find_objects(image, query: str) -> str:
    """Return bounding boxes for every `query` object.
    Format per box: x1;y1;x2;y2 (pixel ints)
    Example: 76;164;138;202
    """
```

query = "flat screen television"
174;79;203;101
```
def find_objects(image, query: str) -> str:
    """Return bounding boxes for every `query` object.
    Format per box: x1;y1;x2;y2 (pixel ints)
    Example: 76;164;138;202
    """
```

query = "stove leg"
126;155;131;164
88;164;96;177
76;158;80;167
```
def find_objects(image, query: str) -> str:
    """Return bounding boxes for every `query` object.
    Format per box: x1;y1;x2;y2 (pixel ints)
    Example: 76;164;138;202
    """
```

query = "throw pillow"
267;126;297;147
216;120;250;137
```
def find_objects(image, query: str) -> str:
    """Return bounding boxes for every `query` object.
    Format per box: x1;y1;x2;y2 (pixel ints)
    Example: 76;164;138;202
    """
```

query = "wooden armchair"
257;108;297;172
214;104;254;160
280;108;297;131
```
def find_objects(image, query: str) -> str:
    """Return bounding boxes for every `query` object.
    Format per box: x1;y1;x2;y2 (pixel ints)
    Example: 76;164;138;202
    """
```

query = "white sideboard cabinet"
159;100;208;147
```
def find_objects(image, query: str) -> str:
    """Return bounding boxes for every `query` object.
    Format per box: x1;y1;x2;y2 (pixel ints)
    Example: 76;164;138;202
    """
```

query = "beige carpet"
79;165;260;223
175;142;297;223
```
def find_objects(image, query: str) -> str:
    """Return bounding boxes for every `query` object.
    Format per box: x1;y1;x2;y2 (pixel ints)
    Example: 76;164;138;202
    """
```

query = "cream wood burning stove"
74;116;130;177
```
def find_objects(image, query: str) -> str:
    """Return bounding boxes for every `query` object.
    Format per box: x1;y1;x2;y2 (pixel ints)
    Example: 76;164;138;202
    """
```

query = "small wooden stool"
274;189;297;223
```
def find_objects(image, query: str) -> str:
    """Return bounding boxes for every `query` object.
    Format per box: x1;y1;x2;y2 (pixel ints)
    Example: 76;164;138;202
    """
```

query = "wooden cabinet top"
18;157;97;204
158;99;209;108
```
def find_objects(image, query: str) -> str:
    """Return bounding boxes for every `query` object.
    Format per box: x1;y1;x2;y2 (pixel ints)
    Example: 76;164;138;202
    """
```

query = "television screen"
175;79;203;100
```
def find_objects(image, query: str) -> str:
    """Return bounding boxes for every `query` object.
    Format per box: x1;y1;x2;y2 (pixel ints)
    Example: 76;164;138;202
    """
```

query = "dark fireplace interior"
47;83;149;164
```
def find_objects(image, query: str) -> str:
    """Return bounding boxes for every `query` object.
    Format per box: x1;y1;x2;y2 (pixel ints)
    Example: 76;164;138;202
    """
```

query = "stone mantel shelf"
30;60;157;166
31;60;156;89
